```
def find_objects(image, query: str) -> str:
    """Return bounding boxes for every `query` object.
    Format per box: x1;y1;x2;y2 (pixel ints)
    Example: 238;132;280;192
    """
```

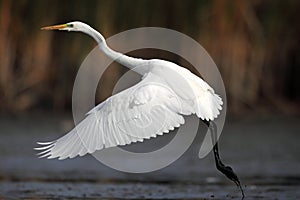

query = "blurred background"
0;0;299;115
0;0;300;199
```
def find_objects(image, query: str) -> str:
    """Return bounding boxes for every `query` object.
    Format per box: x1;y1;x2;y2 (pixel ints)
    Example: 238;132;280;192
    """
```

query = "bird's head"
41;21;89;32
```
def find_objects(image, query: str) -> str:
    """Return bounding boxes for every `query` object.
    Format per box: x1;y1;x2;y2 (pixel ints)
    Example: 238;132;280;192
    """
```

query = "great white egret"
35;21;244;197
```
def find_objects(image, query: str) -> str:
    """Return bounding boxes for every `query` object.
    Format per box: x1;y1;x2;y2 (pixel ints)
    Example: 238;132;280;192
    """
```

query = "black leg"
203;120;245;198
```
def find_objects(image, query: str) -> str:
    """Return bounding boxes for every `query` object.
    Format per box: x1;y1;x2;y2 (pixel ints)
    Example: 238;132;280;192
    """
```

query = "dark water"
1;181;299;199
0;114;299;199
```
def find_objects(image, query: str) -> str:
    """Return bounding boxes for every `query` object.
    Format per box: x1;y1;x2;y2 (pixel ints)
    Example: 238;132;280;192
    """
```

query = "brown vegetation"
0;0;299;115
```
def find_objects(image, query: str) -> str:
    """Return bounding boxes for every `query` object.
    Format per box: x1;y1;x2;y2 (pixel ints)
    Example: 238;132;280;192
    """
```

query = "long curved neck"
81;25;146;74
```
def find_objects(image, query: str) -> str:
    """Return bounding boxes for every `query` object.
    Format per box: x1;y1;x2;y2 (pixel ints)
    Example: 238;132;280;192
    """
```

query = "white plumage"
36;22;222;160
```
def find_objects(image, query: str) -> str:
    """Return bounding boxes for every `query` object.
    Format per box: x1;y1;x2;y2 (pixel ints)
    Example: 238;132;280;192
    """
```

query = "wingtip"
34;141;55;152
34;144;54;151
37;141;53;145
35;141;55;159
38;152;52;159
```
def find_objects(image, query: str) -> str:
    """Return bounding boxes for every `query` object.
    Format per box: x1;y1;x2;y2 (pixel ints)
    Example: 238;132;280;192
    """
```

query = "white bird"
36;21;223;159
35;21;244;197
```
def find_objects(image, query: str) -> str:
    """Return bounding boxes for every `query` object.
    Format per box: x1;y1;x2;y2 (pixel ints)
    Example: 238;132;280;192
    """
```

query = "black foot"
203;120;245;198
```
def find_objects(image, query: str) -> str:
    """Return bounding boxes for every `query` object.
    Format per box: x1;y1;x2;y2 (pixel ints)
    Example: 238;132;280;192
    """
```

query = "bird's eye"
68;24;74;28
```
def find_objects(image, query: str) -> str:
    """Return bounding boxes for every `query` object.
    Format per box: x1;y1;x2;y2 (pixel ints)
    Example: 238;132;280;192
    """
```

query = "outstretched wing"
35;72;185;160
35;60;223;160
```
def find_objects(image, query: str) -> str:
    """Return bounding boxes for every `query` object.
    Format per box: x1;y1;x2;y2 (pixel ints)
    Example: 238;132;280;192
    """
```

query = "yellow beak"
41;24;68;30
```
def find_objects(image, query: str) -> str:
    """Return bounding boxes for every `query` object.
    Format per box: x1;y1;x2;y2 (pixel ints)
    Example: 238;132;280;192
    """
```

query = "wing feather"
36;62;223;160
36;72;185;159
